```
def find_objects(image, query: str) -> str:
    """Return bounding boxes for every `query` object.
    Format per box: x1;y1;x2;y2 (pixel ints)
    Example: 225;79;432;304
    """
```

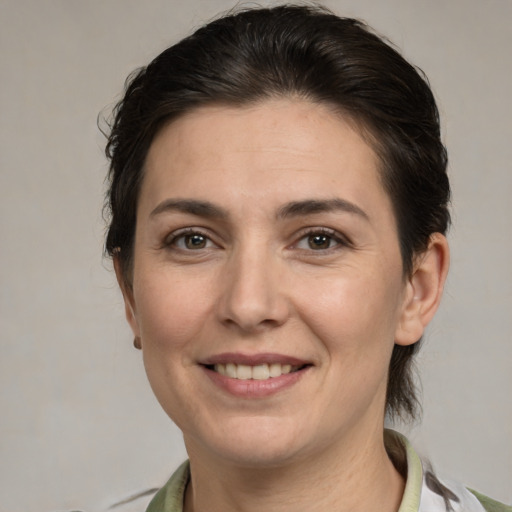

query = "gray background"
1;1;511;511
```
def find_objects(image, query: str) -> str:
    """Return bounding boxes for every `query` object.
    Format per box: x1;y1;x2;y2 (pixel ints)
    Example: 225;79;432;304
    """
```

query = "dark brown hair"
104;4;450;421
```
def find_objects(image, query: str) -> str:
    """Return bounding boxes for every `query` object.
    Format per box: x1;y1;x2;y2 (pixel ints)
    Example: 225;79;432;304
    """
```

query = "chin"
186;416;313;468
214;442;305;469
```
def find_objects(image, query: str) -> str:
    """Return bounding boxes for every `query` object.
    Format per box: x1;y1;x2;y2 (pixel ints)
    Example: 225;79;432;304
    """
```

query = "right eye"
166;229;217;251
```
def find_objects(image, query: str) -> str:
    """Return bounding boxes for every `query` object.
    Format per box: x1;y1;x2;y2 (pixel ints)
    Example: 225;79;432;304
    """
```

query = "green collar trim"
393;431;423;512
146;460;189;512
468;489;512;512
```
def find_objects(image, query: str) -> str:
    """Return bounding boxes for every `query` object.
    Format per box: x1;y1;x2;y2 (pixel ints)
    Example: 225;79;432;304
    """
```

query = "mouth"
205;362;307;381
199;353;312;396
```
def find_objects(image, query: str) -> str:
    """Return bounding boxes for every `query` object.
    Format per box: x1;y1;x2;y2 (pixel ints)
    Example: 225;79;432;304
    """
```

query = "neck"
183;427;404;512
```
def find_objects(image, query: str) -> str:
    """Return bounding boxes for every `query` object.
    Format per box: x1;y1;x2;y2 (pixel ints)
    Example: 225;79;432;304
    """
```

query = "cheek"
133;269;216;354
294;266;404;356
134;270;217;423
296;271;404;416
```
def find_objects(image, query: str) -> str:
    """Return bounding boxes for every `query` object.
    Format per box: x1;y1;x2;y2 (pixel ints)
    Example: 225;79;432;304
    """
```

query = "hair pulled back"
104;4;450;421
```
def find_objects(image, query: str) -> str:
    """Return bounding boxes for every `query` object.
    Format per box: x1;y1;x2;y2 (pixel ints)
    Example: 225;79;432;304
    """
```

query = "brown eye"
184;233;208;249
307;234;333;250
168;230;216;251
294;229;346;252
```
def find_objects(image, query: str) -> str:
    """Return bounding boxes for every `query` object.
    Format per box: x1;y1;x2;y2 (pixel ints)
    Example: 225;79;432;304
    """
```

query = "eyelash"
292;227;351;253
164;228;218;251
163;227;351;254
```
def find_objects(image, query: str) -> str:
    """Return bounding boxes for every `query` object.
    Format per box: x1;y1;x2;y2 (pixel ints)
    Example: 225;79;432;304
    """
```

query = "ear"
113;256;141;338
395;233;450;346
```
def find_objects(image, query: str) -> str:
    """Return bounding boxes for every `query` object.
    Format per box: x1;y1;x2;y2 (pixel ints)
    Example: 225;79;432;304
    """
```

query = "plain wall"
1;1;511;510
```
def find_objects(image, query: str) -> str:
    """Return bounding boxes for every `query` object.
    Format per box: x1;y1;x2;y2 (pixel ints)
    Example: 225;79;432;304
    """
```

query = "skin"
117;99;449;512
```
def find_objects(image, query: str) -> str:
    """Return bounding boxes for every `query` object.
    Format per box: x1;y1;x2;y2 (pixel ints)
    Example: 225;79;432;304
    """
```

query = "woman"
104;4;509;512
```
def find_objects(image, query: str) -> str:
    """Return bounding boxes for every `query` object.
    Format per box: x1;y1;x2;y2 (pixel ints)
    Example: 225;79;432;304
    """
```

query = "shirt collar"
386;430;424;512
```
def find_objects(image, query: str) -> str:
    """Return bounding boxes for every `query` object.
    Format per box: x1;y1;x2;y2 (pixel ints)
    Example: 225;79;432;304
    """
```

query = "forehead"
149;99;373;162
141;99;391;222
137;99;397;242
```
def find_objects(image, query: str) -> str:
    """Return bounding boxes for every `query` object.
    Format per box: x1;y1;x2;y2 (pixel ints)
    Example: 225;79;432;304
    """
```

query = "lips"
200;353;311;395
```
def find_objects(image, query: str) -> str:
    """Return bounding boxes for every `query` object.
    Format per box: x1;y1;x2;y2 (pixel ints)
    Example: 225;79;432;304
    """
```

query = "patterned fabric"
142;432;510;512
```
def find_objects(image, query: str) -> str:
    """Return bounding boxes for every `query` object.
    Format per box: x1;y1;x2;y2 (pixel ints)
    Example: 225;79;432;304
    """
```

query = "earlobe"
113;256;141;338
395;233;450;346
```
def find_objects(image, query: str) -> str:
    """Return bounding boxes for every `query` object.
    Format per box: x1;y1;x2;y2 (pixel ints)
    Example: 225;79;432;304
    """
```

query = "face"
121;99;418;467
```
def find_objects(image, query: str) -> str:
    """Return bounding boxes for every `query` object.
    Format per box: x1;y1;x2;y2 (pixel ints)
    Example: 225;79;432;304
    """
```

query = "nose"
217;244;290;333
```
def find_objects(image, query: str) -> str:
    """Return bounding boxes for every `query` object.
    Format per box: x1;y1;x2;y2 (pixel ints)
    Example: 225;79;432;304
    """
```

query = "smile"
212;363;303;380
200;353;311;397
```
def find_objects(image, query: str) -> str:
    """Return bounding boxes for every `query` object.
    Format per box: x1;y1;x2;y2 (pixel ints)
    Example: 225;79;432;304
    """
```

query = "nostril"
221;316;285;333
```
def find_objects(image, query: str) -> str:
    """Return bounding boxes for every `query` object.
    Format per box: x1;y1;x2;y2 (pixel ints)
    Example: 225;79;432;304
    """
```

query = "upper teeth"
213;363;295;380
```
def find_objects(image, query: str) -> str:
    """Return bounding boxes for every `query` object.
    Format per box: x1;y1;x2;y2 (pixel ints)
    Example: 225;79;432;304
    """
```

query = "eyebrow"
149;197;368;222
150;199;229;219
277;199;369;220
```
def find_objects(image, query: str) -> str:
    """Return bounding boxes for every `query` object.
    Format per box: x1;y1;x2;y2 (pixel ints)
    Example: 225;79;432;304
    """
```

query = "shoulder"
385;430;511;512
105;462;189;512
468;489;512;512
421;477;511;512
145;461;190;512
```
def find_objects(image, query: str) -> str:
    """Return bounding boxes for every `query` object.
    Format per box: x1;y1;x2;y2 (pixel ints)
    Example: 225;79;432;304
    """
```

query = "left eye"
170;232;215;250
295;231;341;251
